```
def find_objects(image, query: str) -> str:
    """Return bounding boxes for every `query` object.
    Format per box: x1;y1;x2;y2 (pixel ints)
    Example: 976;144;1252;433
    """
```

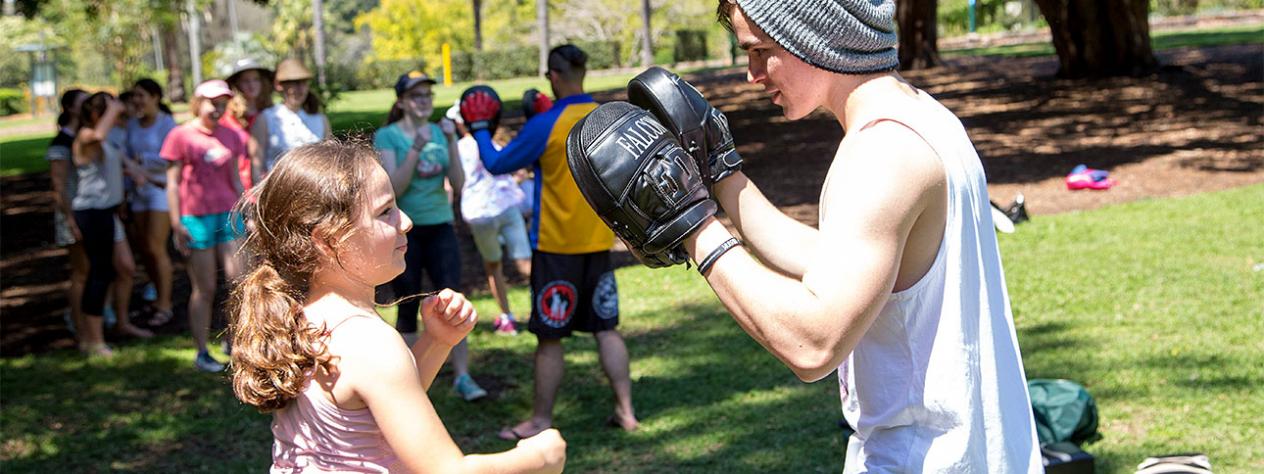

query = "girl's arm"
444;130;465;194
440;120;465;193
378;135;424;196
230;146;245;197
48;160;80;241
72;103;121;167
166;161;190;255
340;313;564;473
410;332;452;391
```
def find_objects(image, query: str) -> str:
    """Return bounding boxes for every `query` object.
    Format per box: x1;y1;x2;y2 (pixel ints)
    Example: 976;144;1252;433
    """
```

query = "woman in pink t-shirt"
162;80;247;372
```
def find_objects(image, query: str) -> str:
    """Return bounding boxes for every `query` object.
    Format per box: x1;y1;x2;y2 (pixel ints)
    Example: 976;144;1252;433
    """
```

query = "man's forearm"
713;173;820;278
686;219;845;382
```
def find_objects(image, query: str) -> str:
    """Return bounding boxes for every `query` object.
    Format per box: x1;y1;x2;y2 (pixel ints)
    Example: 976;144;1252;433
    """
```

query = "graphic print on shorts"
536;280;578;328
592;271;619;320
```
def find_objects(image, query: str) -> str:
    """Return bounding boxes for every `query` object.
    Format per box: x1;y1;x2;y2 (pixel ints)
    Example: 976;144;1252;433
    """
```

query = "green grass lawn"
0;132;51;177
3;184;1262;472
942;22;1264;58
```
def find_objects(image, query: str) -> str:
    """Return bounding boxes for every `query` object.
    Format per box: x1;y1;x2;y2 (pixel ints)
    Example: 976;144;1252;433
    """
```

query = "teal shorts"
181;212;245;250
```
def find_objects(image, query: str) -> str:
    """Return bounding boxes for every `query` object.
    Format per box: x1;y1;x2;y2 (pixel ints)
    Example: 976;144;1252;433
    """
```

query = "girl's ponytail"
229;261;325;412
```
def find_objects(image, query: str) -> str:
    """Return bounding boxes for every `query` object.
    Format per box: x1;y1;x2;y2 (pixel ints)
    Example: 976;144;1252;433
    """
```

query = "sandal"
116;324;154;339
605;414;639;432
497;422;548;441
147;308;174;327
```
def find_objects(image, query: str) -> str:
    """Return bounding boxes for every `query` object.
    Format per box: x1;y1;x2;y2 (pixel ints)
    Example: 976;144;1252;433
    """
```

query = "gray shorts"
55;210;124;246
466;208;531;263
129;182;169;212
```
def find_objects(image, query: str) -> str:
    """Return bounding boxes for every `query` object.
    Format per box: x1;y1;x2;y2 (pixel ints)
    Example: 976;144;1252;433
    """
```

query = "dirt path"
2;44;1261;356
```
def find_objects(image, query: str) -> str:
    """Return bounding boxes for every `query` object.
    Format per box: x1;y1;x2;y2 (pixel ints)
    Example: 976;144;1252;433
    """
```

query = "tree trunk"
472;0;483;51
186;0;203;85
897;0;941;70
1032;0;1157;78
537;0;549;75
161;23;186;103
313;0;326;88
639;0;653;67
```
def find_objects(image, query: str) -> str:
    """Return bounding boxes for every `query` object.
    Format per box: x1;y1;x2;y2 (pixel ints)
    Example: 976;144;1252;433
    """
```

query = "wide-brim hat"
394;71;438;97
224;57;273;84
274;58;313;82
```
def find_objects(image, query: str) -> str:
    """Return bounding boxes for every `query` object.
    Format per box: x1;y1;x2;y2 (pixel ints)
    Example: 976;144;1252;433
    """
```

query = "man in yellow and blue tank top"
470;44;639;439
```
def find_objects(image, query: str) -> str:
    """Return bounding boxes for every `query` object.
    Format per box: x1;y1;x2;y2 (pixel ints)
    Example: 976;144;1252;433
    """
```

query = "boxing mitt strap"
698;237;742;276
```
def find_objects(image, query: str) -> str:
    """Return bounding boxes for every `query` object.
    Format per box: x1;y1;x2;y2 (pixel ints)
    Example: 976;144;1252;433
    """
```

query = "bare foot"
84;343;114;358
497;419;550;441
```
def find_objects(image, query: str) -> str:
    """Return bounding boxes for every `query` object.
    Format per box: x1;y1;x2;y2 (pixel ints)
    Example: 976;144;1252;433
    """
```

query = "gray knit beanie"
735;0;898;74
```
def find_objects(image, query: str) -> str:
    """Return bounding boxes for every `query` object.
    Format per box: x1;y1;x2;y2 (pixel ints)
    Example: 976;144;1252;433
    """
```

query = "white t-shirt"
261;105;326;171
457;135;524;223
825;90;1041;473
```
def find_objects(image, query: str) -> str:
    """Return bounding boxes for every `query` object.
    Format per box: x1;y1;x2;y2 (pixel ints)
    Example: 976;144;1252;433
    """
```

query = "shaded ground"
3;44;1261;356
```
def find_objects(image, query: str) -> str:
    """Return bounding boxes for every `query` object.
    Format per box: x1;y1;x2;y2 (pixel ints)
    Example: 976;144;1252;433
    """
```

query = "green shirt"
373;122;454;226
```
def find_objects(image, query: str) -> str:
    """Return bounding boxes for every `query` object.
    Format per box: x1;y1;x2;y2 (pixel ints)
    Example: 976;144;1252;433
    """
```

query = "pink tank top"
270;321;401;472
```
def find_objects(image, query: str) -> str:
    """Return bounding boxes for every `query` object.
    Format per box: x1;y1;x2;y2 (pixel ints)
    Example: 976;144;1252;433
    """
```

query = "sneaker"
453;373;487;401
142;282;157;302
493;313;518;336
64;309;76;335
1005;193;1029;224
102;305;117;329
221;338;233;356
194;351;226;373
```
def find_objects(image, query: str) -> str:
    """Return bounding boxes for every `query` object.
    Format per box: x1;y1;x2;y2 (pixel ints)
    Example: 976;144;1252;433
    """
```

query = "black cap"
394;71;438;97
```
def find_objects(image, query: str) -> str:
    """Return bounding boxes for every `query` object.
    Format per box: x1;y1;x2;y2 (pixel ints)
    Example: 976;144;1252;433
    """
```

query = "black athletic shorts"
529;250;619;338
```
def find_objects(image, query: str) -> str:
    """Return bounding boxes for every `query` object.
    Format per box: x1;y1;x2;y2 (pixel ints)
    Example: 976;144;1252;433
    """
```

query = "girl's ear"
310;227;337;264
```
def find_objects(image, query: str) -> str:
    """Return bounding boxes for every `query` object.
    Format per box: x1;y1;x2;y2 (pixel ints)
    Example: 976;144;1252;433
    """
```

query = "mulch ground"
3;44;1260;356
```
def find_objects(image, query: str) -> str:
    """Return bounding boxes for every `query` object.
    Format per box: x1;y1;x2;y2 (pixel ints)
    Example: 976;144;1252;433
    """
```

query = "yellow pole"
442;43;453;86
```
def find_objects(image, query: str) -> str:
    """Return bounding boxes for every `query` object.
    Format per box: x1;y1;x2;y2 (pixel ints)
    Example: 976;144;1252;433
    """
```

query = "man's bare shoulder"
822;120;945;226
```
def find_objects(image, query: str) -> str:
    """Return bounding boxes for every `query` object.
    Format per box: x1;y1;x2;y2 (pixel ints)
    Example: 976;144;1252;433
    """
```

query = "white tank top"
72;140;125;211
262;105;326;171
827;90;1041;473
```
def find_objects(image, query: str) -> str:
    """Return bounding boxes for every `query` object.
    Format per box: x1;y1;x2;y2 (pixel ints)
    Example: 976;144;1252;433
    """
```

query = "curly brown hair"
228;140;382;412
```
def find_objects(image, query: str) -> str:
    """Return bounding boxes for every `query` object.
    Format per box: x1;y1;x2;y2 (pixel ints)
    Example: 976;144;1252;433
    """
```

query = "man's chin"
782;106;806;121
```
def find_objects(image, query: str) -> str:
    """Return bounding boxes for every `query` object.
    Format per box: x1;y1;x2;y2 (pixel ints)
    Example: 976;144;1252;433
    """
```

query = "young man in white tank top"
678;1;1042;471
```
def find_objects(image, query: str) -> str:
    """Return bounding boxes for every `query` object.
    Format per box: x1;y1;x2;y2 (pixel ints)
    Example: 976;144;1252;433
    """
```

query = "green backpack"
1028;379;1101;446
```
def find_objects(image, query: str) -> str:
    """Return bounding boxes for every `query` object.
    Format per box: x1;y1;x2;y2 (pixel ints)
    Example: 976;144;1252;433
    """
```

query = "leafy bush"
356;58;429;90
465;46;539;81
352;40;624;90
674;30;709;63
0;88;27;116
572;40;622;70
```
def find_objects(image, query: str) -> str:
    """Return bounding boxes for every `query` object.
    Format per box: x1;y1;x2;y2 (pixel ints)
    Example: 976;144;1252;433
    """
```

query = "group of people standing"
47;57;329;372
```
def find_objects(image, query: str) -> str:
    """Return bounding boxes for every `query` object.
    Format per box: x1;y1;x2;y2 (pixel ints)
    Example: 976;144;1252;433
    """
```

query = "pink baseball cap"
194;79;234;100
